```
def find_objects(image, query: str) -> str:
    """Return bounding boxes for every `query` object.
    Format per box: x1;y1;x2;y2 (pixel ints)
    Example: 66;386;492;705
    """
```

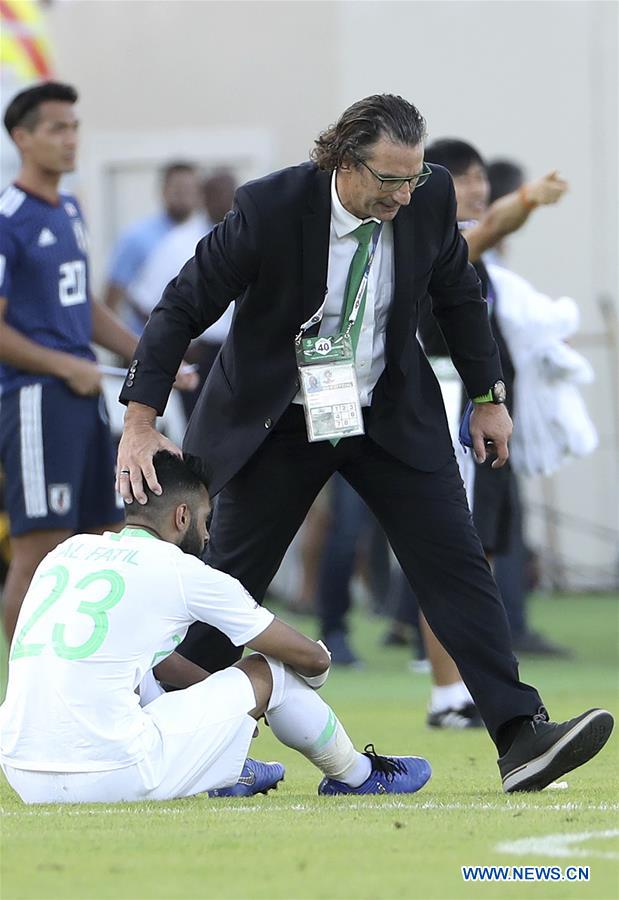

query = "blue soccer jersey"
0;184;96;394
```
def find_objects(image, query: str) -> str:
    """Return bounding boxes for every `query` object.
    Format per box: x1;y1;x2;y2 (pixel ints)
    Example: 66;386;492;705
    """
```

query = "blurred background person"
412;137;574;719
485;159;527;264
485;157;570;655
103;161;200;333
436;140;576;656
0;82;138;640
130;169;238;418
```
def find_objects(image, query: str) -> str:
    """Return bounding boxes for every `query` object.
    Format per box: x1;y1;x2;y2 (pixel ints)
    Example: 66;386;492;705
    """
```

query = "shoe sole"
258;772;285;796
502;710;614;793
209;770;285;798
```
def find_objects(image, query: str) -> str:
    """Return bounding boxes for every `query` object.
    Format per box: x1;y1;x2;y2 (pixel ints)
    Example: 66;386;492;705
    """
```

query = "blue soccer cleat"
208;758;285;797
318;744;431;796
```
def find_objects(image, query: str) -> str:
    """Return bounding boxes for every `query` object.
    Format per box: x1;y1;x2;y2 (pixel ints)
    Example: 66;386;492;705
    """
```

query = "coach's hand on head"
116;400;182;503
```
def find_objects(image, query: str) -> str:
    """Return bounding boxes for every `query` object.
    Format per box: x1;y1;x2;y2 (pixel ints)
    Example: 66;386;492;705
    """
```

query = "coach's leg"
178;406;338;672
342;444;542;748
205;408;337;600
3;529;72;640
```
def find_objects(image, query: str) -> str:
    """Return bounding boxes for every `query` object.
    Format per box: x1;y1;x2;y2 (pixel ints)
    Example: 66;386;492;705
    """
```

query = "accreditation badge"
295;334;364;442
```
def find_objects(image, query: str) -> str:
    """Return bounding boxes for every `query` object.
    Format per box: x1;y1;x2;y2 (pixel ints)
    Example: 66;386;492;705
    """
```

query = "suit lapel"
301;169;332;331
387;207;417;368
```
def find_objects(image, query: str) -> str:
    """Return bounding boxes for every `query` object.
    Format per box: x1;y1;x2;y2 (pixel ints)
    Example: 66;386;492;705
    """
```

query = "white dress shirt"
295;172;394;407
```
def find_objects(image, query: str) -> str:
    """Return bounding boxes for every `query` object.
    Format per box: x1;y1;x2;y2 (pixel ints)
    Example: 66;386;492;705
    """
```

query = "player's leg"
258;655;431;795
78;394;125;535
420;613;481;728
3;529;72;639
202;654;288;797
1;761;148;805
139;665;276;800
0;382;84;640
0;659;274;805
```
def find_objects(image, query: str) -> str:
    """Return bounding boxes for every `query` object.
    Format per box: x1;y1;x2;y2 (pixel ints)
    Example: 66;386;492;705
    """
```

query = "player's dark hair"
487;158;525;203
3;81;78;137
424;139;486;177
126;451;209;516
161;161;198;186
311;94;426;171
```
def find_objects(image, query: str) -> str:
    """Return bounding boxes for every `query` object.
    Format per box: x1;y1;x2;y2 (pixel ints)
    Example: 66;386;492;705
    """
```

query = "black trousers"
178;404;542;746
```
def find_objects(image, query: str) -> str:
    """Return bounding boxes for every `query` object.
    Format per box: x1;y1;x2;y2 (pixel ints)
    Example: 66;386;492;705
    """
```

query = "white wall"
44;0;618;588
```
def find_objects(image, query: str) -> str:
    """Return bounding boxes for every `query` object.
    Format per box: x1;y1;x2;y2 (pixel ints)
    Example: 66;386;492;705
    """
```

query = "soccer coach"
117;94;612;792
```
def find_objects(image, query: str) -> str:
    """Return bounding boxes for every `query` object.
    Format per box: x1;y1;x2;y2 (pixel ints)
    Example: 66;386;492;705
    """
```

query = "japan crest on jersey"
48;484;72;515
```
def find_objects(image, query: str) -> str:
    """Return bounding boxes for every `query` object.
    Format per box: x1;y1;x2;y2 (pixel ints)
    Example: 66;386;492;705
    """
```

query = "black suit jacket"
120;162;502;495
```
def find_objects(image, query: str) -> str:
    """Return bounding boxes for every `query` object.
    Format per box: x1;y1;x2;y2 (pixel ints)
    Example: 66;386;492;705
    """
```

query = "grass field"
1;592;618;900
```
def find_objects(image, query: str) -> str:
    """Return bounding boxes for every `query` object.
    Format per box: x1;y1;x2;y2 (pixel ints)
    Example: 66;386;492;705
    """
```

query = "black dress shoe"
498;707;614;793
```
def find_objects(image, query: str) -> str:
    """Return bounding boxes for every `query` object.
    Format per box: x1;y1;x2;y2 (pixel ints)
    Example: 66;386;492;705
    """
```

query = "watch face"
493;380;507;403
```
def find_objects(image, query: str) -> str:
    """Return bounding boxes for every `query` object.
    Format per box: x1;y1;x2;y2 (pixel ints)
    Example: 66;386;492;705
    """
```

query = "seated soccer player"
0;451;432;804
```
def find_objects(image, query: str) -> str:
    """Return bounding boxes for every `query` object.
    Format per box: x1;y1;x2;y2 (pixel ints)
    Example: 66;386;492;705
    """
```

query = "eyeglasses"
353;155;432;193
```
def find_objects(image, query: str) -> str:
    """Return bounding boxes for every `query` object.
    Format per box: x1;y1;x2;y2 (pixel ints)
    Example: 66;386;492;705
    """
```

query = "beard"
179;520;205;558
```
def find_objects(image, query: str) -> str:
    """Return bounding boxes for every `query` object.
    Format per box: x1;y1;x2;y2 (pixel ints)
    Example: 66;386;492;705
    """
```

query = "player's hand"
297;640;332;689
527;170;568;206
173;362;200;393
469;403;512;469
116;402;182;503
63;357;102;396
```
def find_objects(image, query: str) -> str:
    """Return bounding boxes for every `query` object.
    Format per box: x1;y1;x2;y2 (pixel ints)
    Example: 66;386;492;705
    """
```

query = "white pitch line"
496;829;619;860
2;800;618;818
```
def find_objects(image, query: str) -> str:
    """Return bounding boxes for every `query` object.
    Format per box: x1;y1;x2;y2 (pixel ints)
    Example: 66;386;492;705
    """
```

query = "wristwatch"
472;380;507;405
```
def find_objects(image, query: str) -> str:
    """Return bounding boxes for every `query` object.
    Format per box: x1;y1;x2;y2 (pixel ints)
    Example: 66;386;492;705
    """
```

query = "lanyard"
342;223;383;337
295;222;383;343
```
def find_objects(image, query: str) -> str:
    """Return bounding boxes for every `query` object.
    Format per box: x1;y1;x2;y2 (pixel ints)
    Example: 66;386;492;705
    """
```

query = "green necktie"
339;221;378;353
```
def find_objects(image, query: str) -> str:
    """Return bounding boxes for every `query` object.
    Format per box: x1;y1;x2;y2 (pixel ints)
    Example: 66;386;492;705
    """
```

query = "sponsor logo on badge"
48;484;72;515
314;338;332;355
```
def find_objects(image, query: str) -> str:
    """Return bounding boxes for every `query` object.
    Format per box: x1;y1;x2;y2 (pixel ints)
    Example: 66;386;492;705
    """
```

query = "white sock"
262;658;371;787
430;680;473;713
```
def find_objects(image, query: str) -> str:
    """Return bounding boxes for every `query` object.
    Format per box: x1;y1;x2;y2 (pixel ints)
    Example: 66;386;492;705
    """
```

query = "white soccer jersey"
0;528;274;772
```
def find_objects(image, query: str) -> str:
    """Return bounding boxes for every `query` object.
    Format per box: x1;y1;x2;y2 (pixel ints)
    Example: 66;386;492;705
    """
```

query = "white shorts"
2;668;257;804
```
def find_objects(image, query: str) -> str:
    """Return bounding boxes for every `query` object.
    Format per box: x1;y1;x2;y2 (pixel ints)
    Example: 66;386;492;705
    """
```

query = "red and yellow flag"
0;0;54;82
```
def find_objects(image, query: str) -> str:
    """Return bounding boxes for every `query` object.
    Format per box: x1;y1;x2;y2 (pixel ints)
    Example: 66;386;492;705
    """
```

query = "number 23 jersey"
0;184;96;395
0;530;274;772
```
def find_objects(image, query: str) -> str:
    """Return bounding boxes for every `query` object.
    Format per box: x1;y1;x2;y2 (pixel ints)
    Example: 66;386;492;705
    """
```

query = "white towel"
488;263;598;477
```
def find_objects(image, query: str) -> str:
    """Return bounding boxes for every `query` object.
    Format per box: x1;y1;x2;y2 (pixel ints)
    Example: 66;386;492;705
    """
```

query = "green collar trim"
119;526;160;541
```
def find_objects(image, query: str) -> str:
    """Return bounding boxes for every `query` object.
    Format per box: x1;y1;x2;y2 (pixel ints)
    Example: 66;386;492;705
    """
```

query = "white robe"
488;263;598;477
